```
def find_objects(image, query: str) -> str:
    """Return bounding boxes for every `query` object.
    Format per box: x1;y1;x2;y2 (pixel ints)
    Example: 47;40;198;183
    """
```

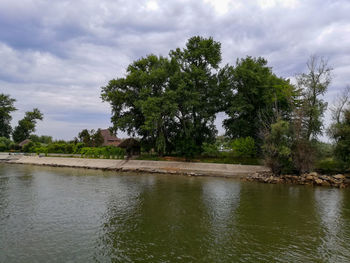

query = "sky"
0;0;349;140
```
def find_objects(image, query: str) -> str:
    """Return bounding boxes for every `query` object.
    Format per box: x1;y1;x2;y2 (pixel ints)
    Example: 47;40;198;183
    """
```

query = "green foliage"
315;158;344;175
295;56;332;140
23;141;41;153
224;57;295;144
333;109;350;168
263;119;293;175
78;129;104;147
78;129;91;145
47;142;66;153
80;146;125;159
0;94;17;138
29;134;53;144
0;137;14;151
101;36;224;156
201;142;220;157
73;143;85;154
12;108;43;143
35;146;48;156
230;137;256;158
313;141;334;160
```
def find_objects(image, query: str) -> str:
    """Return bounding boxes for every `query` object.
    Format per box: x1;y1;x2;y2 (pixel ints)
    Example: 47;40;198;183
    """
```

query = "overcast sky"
1;0;349;140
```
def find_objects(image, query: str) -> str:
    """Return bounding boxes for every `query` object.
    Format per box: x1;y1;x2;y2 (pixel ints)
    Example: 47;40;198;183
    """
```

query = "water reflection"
1;164;350;263
314;188;350;261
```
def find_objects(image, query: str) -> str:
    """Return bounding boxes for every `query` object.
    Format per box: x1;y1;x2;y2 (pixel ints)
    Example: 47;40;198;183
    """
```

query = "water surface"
0;164;350;262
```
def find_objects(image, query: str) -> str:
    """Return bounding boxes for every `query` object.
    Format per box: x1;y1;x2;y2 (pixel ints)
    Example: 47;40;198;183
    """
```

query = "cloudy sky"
0;0;349;140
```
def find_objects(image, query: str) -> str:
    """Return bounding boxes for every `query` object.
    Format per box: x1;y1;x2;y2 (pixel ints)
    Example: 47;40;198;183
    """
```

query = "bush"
333;110;350;167
263;120;293;175
80;146;125;159
35;146;48;156
201;143;220;157
0;137;13;151
315;158;345;174
231;137;256;158
47;142;66;153
23;141;41;153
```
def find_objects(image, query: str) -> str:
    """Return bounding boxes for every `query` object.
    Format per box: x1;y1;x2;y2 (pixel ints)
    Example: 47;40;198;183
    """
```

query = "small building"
100;129;122;147
118;138;141;157
18;139;31;148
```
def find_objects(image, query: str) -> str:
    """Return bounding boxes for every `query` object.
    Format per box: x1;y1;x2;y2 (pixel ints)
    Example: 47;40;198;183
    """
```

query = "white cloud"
0;0;349;140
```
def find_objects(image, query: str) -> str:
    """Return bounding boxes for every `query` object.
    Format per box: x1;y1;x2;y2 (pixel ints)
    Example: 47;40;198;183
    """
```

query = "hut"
100;129;122;146
18;139;31;148
118;138;141;157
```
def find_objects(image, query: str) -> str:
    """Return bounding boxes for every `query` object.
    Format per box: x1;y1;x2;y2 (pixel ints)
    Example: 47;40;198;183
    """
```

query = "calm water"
1;164;350;262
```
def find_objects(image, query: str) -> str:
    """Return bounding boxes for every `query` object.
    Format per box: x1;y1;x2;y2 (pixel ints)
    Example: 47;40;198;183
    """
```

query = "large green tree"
12;108;43;143
102;36;226;156
168;36;226;156
223;57;295;144
0;93;17;138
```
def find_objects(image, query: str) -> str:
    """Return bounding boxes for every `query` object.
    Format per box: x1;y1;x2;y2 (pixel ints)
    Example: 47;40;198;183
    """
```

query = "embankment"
4;155;269;178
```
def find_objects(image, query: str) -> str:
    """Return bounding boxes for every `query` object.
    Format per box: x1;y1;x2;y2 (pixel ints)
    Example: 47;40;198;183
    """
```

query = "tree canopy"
102;36;297;156
223;56;295;144
0;93;17;138
102;36;226;157
12;108;43;143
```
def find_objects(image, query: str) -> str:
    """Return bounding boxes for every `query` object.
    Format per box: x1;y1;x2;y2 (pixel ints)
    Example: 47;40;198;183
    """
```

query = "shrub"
201;143;220;157
35;146;48;156
231;137;256;158
47;143;66;153
333;109;350;168
0;137;13;151
23;141;41;153
315;158;344;174
262;120;293;175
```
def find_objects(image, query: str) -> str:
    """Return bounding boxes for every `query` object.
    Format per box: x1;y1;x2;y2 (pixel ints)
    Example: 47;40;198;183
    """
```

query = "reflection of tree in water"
0;165;10;221
201;179;241;258
314;188;350;261
94;176;218;263
232;184;323;262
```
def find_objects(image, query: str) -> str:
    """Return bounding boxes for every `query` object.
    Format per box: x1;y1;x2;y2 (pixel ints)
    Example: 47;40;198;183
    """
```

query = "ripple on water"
0;164;350;262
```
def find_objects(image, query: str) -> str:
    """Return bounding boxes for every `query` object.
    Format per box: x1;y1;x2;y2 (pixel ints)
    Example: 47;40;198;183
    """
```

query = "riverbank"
3;155;268;178
244;171;350;188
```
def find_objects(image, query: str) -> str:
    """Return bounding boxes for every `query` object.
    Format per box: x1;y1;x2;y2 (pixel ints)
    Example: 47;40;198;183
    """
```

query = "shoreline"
3;155;268;178
3;156;349;188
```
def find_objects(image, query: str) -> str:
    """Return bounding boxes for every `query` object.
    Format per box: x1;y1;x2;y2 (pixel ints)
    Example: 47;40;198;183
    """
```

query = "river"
0;164;350;262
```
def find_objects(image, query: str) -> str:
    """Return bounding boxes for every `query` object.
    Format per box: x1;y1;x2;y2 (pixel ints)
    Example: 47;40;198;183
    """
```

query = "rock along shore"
4;155;268;178
244;171;350;188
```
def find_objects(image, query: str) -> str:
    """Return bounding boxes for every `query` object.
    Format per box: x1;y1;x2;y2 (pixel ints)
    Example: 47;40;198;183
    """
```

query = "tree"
0;93;17;138
295;56;332;140
169;36;224;156
78;129;91;145
333;108;350;166
262;119;293;175
12;108;43;143
291;56;332;173
223;57;295;145
102;36;225;157
328;85;350;138
329;87;350;168
78;129;104;147
91;129;104;147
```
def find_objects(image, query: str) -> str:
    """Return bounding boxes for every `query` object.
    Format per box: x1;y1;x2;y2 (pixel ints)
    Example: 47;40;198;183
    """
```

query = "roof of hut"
118;138;140;149
19;139;31;147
